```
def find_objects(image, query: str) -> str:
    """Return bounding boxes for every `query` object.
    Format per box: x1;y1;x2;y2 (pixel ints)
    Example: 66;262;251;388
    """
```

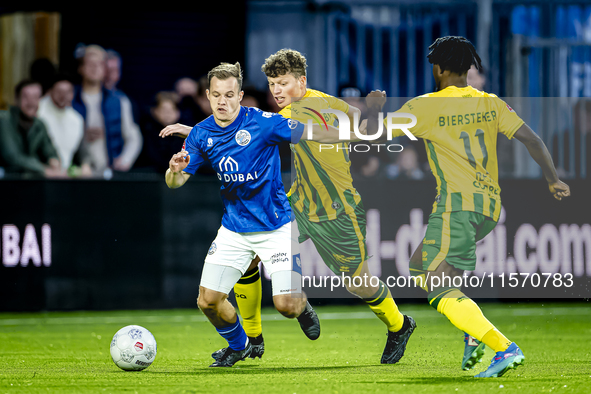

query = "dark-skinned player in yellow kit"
364;36;570;378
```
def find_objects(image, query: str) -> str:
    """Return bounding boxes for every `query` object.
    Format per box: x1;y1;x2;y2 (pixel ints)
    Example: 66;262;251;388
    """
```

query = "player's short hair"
207;62;243;91
427;36;482;75
261;49;308;79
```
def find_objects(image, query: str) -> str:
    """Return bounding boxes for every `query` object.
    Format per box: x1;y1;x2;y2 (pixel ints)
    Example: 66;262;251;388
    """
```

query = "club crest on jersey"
235;130;251;146
207;138;213;147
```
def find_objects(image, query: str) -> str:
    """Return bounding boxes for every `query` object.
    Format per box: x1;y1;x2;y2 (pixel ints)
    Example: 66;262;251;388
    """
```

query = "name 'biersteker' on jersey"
182;106;305;233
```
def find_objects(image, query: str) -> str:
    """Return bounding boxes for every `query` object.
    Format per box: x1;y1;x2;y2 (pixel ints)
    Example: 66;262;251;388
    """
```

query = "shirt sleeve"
182;127;206;175
383;98;426;139
265;111;305;144
327;95;350;115
496;99;525;140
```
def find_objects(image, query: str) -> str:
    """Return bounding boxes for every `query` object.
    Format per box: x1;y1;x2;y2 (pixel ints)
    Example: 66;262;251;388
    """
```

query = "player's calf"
197;287;237;327
273;293;307;318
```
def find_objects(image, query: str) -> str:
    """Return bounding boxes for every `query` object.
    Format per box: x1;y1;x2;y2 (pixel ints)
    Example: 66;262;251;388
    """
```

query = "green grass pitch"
1;302;590;393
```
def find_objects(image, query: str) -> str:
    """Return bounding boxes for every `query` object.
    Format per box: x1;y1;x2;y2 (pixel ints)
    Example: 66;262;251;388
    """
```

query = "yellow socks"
364;280;405;332
482;328;512;353
429;287;510;352
233;266;263;338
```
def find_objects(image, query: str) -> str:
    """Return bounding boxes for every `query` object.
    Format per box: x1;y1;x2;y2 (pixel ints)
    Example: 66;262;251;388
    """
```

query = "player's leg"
416;211;524;377
253;221;320;340
198;265;251;367
307;206;414;362
198;227;257;367
233;257;263;337
211;257;265;361
345;258;405;333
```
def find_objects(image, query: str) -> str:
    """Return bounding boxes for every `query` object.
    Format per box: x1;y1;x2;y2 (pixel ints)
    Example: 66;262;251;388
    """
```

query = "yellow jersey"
281;89;362;222
388;85;524;221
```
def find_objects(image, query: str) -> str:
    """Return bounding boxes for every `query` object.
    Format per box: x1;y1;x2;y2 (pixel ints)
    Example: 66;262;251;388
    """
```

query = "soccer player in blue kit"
166;62;355;367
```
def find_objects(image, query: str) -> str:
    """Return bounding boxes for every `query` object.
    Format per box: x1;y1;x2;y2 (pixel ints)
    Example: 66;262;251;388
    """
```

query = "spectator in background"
467;64;486;91
104;49;140;126
72;44;142;177
0;80;64;177
137;91;184;174
174;77;207;125
196;75;213;117
381;144;425;180
37;73;92;177
241;95;259;108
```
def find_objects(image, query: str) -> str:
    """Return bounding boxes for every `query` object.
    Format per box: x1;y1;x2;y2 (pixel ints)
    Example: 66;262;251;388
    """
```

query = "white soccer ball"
110;325;157;371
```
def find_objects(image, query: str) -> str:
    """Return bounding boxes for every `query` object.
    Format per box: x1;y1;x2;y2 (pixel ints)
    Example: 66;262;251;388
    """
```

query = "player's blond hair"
207;62;243;91
261;49;308;79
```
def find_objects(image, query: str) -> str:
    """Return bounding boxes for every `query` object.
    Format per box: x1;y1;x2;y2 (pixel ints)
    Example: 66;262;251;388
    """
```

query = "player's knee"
344;278;377;299
273;296;300;318
197;292;222;314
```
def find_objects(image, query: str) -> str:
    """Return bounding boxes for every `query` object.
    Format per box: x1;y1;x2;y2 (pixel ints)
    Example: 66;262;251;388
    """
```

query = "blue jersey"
183;106;305;232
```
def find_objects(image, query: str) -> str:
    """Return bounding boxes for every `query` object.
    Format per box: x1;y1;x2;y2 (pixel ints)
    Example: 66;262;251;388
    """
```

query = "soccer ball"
110;325;157;371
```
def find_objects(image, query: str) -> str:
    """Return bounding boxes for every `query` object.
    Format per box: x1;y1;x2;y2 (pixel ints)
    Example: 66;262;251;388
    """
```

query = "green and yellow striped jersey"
387;86;524;221
281;89;362;222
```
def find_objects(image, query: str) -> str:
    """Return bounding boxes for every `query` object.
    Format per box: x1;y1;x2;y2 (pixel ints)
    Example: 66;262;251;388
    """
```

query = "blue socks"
216;319;248;351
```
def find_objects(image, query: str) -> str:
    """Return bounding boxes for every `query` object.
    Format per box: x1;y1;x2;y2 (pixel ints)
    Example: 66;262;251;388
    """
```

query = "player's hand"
159;123;192;139
366;90;387;110
169;150;190;173
548;180;570;201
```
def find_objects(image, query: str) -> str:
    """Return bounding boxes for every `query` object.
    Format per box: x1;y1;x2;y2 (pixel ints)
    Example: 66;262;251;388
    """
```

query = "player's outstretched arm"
303;123;366;143
165;150;191;189
364;90;388;143
513;124;571;200
159;123;192;139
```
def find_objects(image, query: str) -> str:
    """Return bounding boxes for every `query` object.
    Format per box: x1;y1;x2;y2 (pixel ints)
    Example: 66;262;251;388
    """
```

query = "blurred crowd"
0;45;485;181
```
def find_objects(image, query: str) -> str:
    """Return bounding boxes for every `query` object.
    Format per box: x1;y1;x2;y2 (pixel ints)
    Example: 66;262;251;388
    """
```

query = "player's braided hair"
261;49;308;79
427;36;482;75
208;62;243;90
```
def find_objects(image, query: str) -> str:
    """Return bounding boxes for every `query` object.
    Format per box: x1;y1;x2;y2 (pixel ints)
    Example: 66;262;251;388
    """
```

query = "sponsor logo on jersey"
208;242;217;255
270;252;289;264
235;130;251;146
217;156;259;182
288;119;300;130
262;112;273;118
219;156;239;172
506;104;515;112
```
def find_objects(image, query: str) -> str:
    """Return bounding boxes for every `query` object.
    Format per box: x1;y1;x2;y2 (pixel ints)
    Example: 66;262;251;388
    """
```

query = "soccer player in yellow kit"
365;36;570;377
228;49;416;364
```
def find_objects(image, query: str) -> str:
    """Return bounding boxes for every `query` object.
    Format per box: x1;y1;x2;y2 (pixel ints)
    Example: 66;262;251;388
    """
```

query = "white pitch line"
0;306;588;327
